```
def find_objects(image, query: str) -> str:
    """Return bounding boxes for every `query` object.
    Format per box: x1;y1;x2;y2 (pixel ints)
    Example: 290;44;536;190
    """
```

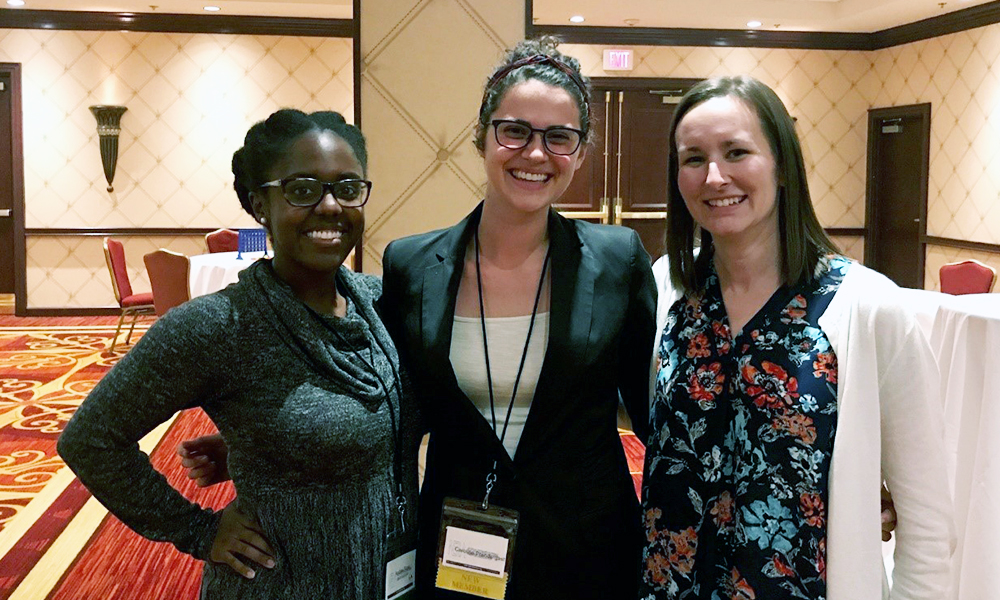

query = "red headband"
483;54;589;102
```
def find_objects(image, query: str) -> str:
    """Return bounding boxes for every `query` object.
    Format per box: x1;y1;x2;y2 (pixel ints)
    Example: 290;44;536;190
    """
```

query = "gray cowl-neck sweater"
59;260;421;599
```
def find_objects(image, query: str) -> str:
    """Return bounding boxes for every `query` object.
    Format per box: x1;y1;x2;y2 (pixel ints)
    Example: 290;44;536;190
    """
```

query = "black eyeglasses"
260;177;372;208
491;119;584;156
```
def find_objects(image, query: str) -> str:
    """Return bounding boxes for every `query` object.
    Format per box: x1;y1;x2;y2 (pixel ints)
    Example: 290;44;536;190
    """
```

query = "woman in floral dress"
641;76;953;600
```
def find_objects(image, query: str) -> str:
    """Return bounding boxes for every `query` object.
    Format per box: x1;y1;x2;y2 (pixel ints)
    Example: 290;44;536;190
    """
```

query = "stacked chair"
103;237;155;351
143;249;191;316
939;259;997;295
205;228;239;253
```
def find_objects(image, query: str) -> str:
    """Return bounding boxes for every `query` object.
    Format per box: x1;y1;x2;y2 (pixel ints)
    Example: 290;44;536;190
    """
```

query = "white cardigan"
650;257;955;600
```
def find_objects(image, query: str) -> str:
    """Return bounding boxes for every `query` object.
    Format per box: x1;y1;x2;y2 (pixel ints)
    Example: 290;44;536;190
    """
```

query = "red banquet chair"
103;237;155;351
940;259;997;295
143;249;191;316
205;228;239;253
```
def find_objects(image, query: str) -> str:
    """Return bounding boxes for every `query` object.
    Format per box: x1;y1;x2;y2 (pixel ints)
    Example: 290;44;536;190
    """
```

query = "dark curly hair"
231;109;367;217
474;36;591;153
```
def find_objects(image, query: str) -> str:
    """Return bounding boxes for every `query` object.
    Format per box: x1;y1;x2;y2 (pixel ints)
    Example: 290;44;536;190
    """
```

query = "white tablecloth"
929;294;1000;600
881;288;951;582
187;251;266;298
895;287;949;338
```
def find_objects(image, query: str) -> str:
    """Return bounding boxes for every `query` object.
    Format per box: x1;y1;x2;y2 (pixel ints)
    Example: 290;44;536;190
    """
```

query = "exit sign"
603;49;633;71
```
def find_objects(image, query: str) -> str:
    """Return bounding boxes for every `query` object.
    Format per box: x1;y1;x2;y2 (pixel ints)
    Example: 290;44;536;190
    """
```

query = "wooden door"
865;104;930;289
555;78;700;261
0;68;15;308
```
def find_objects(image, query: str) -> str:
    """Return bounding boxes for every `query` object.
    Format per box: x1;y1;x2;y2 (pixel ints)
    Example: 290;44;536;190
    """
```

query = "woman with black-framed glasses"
58;109;422;599
378;36;656;600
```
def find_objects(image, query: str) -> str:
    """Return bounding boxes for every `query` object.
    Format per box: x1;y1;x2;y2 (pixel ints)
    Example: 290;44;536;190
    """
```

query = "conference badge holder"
435;497;519;599
384;513;417;600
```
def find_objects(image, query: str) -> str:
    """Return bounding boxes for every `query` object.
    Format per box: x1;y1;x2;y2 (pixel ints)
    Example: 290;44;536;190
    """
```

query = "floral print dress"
641;256;850;600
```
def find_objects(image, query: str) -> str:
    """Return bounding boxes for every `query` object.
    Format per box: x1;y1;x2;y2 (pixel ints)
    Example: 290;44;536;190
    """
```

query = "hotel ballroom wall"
563;28;1000;289
0;29;353;308
357;0;524;277
359;13;1000;292
3;11;1000;309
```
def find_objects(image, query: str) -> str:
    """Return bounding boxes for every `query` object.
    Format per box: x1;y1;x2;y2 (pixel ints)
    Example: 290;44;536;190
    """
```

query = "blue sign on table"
237;228;269;259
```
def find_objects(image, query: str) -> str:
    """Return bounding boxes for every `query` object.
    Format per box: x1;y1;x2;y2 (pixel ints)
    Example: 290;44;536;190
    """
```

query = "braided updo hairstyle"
231;109;367;218
474;36;592;153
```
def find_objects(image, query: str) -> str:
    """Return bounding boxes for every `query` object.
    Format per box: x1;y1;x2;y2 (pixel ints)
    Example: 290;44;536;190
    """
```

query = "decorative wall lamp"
89;105;127;192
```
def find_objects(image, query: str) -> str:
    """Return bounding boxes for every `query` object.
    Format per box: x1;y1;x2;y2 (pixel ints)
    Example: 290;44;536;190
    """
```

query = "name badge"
435;497;519;600
385;549;416;600
442;526;508;576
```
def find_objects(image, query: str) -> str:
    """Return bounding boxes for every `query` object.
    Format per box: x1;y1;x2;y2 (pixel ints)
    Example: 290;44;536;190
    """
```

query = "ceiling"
3;0;997;33
536;0;997;32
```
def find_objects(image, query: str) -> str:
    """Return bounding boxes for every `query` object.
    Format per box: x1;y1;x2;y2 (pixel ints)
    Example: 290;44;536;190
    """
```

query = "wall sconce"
89;105;127;192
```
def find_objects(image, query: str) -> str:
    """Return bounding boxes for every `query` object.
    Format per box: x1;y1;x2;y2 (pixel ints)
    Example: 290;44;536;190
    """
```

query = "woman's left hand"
209;501;275;579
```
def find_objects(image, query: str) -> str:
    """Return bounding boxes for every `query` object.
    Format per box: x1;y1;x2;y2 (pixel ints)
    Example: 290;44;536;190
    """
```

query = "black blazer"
381;204;656;600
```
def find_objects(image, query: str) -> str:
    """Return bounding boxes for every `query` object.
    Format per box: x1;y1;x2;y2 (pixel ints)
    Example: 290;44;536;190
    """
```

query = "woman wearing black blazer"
380;38;655;600
382;204;654;599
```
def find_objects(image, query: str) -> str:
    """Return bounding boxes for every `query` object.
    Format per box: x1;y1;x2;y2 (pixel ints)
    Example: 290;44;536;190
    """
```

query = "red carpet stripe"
620;431;646;499
0;478;91;597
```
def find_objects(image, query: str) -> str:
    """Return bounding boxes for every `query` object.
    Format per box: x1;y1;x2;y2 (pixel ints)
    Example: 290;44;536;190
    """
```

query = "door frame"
864;102;931;286
0;63;25;315
583;76;701;218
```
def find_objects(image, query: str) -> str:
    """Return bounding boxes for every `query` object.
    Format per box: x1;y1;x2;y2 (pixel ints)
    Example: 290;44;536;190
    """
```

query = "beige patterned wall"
876;28;1000;247
359;0;524;274
564;21;1000;291
830;236;865;264
26;236;208;307
7;14;1000;306
564;43;878;233
0;28;353;307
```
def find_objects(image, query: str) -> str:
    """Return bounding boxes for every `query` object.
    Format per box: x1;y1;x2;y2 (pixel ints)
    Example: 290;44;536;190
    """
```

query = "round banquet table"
187;251;267;299
929;293;1000;600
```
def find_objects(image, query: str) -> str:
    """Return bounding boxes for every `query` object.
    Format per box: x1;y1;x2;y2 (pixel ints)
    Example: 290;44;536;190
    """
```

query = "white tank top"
449;312;549;459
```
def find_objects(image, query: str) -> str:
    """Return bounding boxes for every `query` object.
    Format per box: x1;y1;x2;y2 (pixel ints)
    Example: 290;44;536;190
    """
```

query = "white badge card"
435;497;519;600
384;523;417;600
442;526;508;576
385;549;416;600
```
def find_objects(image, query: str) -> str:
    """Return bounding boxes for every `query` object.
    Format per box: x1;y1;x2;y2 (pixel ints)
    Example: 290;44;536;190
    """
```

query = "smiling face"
675;95;780;248
250;130;364;285
482;79;587;217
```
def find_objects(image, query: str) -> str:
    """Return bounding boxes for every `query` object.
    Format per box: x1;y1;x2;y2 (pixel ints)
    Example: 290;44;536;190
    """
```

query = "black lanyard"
474;228;551;508
305;293;409;534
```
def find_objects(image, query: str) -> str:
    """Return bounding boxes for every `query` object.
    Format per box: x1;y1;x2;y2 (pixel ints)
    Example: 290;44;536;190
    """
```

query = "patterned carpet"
0;317;234;600
0;316;646;599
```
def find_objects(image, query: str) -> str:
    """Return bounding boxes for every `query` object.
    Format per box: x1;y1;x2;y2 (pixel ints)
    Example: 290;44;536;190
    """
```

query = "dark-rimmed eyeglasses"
260;177;372;208
491;119;584;156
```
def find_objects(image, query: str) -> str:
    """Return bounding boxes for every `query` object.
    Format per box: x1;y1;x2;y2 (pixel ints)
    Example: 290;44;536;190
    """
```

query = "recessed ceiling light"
7;0;26;6
204;5;221;11
569;15;585;23
747;20;762;28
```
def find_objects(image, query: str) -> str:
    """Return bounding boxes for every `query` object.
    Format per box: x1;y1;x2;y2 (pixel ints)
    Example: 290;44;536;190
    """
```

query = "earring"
259;217;267;225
